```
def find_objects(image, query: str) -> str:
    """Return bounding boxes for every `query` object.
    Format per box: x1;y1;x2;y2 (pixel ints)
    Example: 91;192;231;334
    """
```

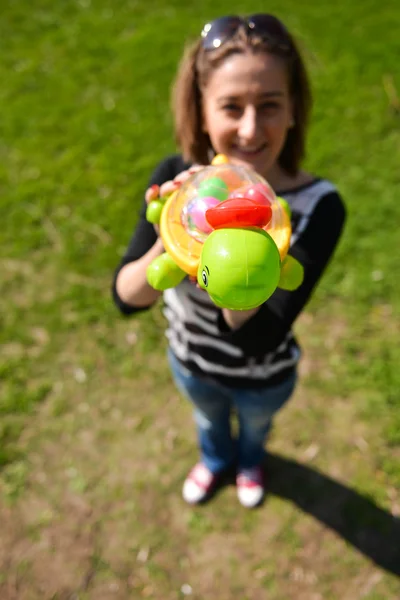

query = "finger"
158;166;204;198
145;184;160;203
188;165;203;175
159;179;181;197
173;167;201;184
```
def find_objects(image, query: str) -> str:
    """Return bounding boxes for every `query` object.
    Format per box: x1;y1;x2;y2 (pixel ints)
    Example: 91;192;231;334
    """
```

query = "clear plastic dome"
173;163;282;243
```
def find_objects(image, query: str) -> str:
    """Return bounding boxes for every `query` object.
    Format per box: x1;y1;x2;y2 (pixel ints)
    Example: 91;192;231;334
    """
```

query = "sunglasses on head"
201;14;292;52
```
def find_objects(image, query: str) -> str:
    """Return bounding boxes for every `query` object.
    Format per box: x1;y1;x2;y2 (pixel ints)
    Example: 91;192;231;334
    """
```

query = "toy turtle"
146;155;304;311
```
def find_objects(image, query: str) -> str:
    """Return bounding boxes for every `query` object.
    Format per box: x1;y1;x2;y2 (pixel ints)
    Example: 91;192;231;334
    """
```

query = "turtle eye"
201;269;208;287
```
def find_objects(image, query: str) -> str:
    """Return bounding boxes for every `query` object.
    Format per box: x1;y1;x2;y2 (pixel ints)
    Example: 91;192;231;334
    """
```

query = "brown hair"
172;21;312;175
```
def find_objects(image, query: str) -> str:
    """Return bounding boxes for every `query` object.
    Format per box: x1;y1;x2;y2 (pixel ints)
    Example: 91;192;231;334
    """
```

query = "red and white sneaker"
236;466;265;508
182;463;219;504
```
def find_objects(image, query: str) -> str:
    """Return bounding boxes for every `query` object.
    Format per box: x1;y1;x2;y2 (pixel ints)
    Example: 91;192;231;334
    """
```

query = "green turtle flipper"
278;254;304;291
146;198;166;224
146;252;186;290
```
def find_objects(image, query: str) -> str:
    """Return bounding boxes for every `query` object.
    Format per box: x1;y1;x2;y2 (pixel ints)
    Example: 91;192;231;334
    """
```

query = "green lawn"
1;0;399;598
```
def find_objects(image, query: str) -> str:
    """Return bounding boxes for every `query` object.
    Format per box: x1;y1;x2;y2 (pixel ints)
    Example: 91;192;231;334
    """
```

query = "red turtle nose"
205;197;272;229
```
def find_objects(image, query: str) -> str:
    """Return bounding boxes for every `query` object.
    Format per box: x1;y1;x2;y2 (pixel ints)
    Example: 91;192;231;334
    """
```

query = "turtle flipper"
278;255;304;291
146;198;166;224
147;252;186;290
277;196;292;219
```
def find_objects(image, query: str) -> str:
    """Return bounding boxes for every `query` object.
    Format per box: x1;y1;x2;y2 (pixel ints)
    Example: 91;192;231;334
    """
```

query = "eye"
201;269;209;287
222;103;242;114
259;101;281;112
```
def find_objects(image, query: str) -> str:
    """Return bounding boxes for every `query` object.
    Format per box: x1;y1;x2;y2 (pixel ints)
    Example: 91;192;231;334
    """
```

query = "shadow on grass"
262;452;400;576
208;453;399;576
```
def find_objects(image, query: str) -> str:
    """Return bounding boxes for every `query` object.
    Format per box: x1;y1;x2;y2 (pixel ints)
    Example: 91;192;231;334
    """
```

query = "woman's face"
201;51;294;183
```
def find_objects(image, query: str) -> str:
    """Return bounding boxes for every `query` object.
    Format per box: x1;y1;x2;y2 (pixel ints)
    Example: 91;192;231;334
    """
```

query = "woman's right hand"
145;165;203;205
145;166;203;235
159;165;203;197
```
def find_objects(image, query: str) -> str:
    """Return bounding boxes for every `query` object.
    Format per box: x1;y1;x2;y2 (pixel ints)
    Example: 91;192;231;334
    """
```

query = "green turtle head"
197;228;281;310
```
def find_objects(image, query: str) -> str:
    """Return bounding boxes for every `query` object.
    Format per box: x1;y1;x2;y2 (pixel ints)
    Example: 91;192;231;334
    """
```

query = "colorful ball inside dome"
187;195;222;234
178;163;280;242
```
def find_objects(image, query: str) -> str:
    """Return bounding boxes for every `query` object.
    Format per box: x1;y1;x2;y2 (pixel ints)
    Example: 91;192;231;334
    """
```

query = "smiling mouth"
232;144;267;156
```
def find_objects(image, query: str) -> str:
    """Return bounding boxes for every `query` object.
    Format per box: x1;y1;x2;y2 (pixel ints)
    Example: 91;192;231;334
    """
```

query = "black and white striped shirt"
113;155;346;389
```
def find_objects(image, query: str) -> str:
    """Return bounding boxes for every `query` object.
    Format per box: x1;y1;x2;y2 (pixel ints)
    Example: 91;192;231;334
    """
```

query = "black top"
113;155;346;389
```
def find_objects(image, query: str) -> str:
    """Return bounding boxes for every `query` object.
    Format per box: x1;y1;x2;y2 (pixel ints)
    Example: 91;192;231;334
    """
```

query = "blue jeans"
168;351;297;474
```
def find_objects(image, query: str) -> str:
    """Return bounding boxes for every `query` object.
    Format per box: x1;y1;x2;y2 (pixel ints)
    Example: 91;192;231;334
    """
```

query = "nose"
238;106;258;142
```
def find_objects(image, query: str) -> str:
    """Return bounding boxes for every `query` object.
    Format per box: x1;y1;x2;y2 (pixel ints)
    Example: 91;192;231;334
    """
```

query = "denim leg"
233;371;297;469
168;352;235;473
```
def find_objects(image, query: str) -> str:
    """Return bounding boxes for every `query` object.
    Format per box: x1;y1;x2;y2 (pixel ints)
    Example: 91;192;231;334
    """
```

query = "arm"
112;202;161;314
115;236;165;308
112;155;191;315
217;190;346;352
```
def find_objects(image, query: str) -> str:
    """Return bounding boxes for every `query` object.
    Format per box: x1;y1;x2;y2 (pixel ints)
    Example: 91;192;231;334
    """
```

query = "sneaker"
182;463;219;504
236;466;265;508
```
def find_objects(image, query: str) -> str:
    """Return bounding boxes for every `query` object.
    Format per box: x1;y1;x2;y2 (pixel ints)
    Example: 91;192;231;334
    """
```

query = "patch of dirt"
1;314;399;600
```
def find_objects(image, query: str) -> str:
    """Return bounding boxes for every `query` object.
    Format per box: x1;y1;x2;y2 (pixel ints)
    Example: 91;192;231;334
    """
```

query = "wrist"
154;236;165;253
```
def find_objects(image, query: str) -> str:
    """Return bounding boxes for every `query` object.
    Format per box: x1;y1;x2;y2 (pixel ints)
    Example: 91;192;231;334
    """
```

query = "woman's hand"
159;165;203;197
145;166;203;234
145;165;203;204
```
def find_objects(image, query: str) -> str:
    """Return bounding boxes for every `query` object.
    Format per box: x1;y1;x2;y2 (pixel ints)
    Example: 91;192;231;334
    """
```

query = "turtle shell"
160;162;291;277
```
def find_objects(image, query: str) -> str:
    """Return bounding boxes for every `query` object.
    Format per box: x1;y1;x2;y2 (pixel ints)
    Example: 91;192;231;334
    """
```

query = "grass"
1;0;400;598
